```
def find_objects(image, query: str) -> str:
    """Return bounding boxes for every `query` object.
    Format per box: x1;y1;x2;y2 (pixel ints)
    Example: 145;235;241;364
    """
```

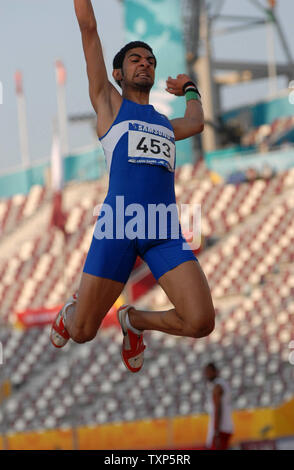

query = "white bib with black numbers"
128;122;175;172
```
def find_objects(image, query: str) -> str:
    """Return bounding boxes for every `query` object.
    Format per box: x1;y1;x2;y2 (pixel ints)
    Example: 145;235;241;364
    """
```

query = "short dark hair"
113;41;157;71
205;362;218;372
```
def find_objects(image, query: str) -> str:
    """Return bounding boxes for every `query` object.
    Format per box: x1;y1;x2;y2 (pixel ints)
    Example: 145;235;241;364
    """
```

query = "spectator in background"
203;363;234;450
260;164;275;181
245;166;259;183
227;170;247;185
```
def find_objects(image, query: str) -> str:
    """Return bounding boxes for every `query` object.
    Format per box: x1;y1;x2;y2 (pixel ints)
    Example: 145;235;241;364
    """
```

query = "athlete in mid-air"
50;0;215;373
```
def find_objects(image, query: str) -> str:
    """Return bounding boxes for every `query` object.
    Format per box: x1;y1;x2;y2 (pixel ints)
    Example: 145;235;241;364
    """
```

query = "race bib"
128;122;175;172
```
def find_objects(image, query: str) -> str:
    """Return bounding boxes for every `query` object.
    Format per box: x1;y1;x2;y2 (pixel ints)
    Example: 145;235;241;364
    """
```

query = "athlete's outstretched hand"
166;74;191;96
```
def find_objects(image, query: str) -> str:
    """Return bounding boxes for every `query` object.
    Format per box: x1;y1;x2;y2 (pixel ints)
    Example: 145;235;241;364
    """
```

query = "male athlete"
204;363;234;450
50;0;215;373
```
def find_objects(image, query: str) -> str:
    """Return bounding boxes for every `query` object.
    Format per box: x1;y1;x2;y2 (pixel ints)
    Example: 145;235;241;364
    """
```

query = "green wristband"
185;90;201;102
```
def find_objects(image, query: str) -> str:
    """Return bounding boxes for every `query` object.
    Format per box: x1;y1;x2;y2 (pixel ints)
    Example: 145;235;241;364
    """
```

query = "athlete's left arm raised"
166;74;204;141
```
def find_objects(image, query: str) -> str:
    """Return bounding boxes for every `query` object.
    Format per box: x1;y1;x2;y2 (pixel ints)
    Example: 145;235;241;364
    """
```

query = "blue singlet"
83;99;196;283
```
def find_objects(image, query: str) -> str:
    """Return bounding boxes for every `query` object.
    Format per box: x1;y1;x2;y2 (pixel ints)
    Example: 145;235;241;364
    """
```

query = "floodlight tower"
182;0;294;152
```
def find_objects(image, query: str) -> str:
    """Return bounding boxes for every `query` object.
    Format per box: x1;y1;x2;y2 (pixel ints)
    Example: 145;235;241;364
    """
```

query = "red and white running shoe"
50;293;78;348
117;305;146;373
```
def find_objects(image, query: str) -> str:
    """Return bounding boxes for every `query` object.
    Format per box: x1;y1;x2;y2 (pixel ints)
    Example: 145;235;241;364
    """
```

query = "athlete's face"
119;47;156;91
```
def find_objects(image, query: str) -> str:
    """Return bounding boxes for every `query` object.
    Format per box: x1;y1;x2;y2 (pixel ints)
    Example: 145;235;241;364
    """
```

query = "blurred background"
0;0;294;450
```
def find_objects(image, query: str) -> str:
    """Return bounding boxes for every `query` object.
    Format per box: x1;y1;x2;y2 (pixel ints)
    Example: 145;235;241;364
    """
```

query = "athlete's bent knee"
188;311;215;339
196;317;215;338
71;327;97;344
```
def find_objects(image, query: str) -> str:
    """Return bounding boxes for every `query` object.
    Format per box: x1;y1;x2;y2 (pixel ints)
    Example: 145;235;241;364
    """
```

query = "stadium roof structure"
183;0;293;68
182;0;294;151
69;1;294;152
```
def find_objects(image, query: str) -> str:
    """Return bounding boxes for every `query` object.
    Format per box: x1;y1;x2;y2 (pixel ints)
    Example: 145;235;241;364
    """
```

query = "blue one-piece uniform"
83;99;196;283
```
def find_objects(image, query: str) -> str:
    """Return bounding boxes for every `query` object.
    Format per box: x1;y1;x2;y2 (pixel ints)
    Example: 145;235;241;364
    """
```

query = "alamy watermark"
93;197;202;250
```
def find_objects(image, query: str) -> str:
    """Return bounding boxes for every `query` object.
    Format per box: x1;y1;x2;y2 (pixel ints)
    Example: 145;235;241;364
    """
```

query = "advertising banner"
15;306;62;328
240;439;277;450
124;0;193;166
14;304;119;329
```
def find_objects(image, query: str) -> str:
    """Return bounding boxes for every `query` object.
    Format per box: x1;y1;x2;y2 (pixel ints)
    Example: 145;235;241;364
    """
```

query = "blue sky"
0;0;293;173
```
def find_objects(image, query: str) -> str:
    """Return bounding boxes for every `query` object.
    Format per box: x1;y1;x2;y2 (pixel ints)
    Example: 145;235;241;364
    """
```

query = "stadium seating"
0;160;294;434
241;116;294;149
0;185;47;238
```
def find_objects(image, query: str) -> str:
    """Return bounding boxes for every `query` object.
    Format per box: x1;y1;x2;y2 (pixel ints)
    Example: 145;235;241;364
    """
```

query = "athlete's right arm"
73;1;122;123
